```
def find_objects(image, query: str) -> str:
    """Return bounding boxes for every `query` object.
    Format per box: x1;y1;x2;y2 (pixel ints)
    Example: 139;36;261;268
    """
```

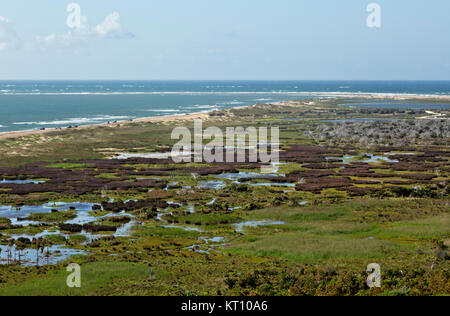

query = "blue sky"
0;0;449;80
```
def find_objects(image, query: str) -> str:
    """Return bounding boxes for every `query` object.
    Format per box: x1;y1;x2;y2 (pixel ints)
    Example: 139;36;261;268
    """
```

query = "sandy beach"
0;111;211;140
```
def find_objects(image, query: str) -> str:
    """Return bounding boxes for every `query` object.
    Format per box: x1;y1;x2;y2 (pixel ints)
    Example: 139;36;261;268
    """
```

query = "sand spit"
0;112;210;140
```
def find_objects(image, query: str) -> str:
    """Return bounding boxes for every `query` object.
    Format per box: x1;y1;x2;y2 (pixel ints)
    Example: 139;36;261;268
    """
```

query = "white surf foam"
181;104;218;109
1;91;449;97
146;109;181;112
13;115;130;126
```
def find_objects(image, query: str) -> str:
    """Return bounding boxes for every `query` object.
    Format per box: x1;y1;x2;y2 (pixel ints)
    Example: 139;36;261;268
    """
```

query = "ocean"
0;80;449;133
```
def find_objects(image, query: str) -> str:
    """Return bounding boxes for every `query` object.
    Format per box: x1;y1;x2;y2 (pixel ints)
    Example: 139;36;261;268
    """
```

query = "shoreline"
1;91;450;99
0;111;212;140
1;93;450;140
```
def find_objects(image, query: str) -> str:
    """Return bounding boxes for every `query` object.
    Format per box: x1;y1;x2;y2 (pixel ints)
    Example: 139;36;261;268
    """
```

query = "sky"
0;0;449;80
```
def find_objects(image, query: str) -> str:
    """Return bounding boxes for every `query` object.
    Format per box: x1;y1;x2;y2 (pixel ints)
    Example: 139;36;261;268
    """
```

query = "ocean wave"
13;115;130;126
180;104;218;109
146;109;181;112
218;101;245;105
1;91;448;97
198;109;219;113
153;112;188;116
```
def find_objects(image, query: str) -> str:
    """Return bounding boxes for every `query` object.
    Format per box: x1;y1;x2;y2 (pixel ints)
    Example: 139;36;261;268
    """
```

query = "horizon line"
1;79;450;82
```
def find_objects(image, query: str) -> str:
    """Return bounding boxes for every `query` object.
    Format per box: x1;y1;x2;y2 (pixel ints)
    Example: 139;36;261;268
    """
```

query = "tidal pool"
0;244;87;267
185;237;227;254
233;220;286;233
158;204;199;232
248;182;295;187
1;179;45;184
216;171;282;181
0;202;96;221
200;236;226;244
197;181;226;190
326;154;398;164
0;201;136;266
164;182;179;190
215;171;294;188
161;224;202;232
112;152;190;160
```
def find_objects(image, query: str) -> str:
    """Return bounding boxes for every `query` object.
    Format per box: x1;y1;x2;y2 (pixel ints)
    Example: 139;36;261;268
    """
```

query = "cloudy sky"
0;0;449;80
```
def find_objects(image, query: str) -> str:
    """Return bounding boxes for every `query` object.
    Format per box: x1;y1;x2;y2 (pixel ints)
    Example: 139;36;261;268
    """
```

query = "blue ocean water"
0;81;449;133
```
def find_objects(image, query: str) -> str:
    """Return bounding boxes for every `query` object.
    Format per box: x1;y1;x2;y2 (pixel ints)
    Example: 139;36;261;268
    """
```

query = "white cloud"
36;12;133;48
0;16;22;51
96;12;121;36
95;12;133;39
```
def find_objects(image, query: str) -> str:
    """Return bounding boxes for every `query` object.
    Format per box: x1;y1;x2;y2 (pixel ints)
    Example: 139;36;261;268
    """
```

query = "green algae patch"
68;234;88;245
43;234;67;245
133;225;201;239
47;163;94;169
96;216;132;227
26;210;77;222
0;217;12;228
166;212;242;227
88;210;110;217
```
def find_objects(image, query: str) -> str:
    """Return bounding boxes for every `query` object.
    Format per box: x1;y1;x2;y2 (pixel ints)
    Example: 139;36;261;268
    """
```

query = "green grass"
0;262;149;296
367;214;450;241
229;233;405;262
242;203;353;223
26;211;77;222
228;199;450;263
0;217;11;225
44;234;67;245
47;163;93;169
95;173;120;179
171;212;242;226
68;234;88;244
132;225;201;239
